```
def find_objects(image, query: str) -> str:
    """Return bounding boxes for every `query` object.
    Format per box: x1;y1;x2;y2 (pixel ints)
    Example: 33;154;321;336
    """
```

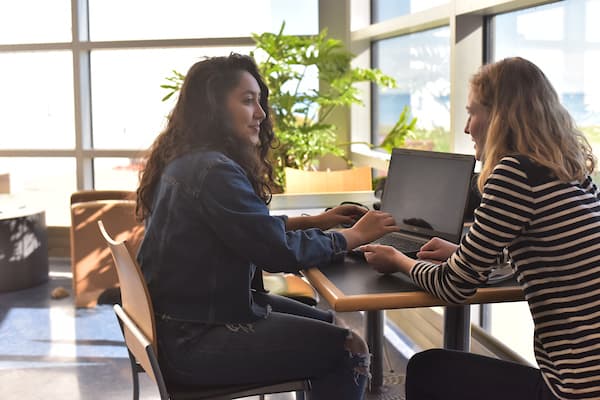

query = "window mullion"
72;0;93;189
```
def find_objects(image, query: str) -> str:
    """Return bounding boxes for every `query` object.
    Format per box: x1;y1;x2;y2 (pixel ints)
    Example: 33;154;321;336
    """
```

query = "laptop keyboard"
375;234;423;254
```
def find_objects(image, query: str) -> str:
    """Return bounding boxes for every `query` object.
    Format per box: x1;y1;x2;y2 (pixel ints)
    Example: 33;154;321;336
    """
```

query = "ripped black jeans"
156;292;369;400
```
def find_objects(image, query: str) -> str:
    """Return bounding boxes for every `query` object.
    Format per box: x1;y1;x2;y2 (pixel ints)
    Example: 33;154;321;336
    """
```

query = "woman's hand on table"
359;236;455;275
416;237;457;262
359;244;416;275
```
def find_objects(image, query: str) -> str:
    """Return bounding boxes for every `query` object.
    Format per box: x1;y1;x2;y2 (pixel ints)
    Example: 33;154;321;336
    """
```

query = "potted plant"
161;22;396;191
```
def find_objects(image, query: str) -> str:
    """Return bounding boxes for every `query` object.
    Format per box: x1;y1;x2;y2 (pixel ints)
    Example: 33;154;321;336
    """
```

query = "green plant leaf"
379;105;418;153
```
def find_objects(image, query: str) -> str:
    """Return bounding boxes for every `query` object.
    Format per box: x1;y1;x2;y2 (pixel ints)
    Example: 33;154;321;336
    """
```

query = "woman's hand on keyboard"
340;210;399;250
318;203;368;230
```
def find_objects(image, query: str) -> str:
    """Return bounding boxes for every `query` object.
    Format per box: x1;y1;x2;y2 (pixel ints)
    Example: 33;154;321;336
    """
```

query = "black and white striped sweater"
411;155;600;399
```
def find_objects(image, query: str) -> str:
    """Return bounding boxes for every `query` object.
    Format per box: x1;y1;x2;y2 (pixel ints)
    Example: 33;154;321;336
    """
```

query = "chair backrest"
70;190;144;307
284;166;372;193
98;220;160;384
71;189;135;204
0;172;10;194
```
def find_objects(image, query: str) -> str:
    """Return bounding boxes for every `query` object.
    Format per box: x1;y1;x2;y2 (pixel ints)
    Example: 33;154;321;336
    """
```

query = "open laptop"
373;148;475;258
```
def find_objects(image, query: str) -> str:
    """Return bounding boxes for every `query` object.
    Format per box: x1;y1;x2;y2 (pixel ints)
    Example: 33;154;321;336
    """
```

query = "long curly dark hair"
136;53;275;221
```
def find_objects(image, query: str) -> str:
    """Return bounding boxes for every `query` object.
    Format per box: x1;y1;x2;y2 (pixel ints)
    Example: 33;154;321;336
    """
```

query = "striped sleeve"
410;156;534;303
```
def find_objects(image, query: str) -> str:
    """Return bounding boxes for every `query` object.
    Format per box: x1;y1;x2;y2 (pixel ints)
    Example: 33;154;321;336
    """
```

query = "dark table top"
303;256;524;312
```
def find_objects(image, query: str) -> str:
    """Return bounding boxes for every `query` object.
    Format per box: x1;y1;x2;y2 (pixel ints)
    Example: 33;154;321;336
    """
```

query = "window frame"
347;0;560;170
0;0;316;192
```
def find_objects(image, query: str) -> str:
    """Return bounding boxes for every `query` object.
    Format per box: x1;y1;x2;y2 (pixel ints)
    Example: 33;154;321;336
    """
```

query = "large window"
0;0;318;226
90;47;253;150
93;158;141;192
0;51;75;149
0;158;76;226
371;0;448;23
372;26;451;152
491;0;600;162
0;0;71;44
88;0;318;40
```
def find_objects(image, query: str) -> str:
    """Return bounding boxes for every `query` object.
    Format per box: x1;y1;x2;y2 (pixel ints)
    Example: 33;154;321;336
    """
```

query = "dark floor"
0;258;408;400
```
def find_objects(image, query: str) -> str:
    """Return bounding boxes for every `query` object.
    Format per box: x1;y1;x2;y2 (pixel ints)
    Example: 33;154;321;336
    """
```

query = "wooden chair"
0;172;10;193
71;189;135;204
70;190;144;307
97;220;311;400
284;166;372;194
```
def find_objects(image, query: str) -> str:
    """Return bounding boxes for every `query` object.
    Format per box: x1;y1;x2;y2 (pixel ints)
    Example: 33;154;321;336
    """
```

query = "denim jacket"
137;150;347;324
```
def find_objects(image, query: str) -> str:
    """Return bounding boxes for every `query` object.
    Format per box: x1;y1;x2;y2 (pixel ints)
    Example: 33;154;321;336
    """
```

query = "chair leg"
127;350;140;400
295;390;306;400
116;314;140;400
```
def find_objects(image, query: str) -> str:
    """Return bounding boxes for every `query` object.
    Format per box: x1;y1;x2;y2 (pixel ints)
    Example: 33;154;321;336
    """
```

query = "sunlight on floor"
0;307;127;362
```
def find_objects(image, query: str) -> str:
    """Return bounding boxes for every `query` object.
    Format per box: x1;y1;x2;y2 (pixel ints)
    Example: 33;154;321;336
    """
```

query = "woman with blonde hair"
361;57;600;399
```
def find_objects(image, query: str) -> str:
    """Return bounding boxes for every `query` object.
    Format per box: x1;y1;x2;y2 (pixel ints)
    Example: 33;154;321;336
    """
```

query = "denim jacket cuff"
328;231;347;263
274;215;288;225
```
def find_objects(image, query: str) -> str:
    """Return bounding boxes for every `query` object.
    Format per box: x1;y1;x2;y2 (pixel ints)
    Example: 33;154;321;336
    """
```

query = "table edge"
302;267;524;312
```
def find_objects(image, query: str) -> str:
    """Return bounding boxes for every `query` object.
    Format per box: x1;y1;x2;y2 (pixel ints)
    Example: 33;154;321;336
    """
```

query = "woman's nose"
255;105;266;121
464;117;470;134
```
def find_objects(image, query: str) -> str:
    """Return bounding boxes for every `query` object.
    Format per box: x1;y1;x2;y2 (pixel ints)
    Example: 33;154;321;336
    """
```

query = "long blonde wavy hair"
471;57;595;191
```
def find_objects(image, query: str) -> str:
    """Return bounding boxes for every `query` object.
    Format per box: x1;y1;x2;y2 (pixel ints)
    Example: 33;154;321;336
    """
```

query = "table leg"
443;305;471;351
366;310;384;392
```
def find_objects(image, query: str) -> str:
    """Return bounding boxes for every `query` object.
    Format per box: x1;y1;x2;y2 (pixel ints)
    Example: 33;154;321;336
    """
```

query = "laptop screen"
381;149;475;243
